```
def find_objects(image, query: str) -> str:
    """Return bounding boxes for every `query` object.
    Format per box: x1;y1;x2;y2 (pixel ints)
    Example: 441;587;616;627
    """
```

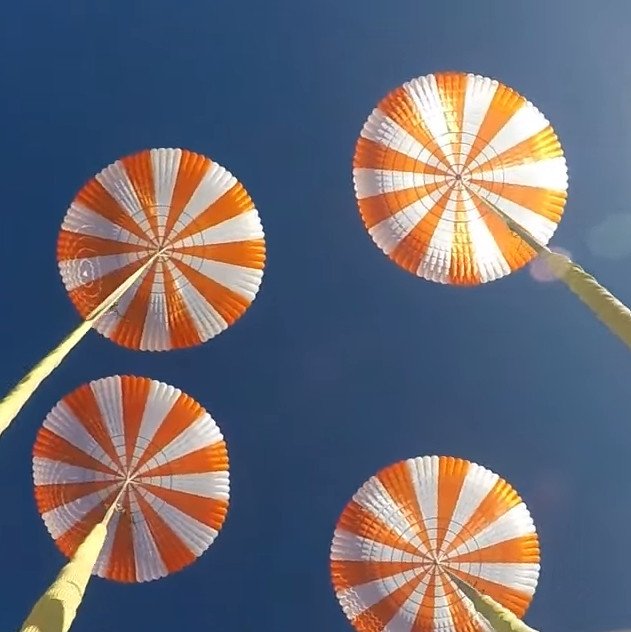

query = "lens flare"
529;246;572;283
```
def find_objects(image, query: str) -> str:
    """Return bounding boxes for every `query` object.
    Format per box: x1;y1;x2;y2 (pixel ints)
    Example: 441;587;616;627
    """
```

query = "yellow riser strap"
0;253;159;440
19;523;107;632
483;198;631;350
448;573;538;632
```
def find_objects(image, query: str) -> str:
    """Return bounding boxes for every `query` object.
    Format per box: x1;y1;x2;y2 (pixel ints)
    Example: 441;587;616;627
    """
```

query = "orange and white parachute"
330;455;539;631
354;71;567;285
0;147;266;442
58;147;266;351
33;375;230;582
355;71;631;351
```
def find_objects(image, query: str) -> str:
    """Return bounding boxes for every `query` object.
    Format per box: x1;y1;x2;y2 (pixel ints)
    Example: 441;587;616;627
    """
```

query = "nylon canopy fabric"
58;147;266;350
33;375;230;583
353;71;568;284
330;455;540;631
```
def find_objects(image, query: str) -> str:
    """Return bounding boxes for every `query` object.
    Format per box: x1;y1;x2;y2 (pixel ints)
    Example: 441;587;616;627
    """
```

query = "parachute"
330;455;539;631
21;375;229;631
354;71;631;350
0;148;265;440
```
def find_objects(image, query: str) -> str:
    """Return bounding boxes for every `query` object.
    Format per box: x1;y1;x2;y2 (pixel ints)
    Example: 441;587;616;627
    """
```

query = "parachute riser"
444;570;539;632
479;193;631;350
103;478;133;527
478;197;546;254
19;480;133;632
0;250;162;442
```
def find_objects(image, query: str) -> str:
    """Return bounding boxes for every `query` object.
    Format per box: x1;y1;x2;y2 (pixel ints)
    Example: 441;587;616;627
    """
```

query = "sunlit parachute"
0;148;265;441
22;376;230;632
354;71;567;284
330;455;539;631
21;375;229;631
354;71;631;350
33;374;229;581
58;148;266;351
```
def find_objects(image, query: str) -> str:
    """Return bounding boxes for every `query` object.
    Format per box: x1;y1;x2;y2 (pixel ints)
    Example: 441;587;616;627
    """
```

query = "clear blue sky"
1;1;631;630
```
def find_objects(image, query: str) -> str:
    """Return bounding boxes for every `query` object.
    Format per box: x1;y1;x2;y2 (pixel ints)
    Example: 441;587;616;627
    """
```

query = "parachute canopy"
33;375;230;582
58;148;266;351
354;72;568;285
330;455;540;631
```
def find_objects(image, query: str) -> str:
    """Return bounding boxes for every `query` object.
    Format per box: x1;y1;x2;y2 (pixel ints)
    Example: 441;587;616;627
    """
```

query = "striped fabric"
354;72;568;284
330;456;539;631
57;148;266;351
33;375;230;583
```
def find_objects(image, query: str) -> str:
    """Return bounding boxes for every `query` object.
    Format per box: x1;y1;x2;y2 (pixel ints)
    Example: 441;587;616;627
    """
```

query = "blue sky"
1;0;631;630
